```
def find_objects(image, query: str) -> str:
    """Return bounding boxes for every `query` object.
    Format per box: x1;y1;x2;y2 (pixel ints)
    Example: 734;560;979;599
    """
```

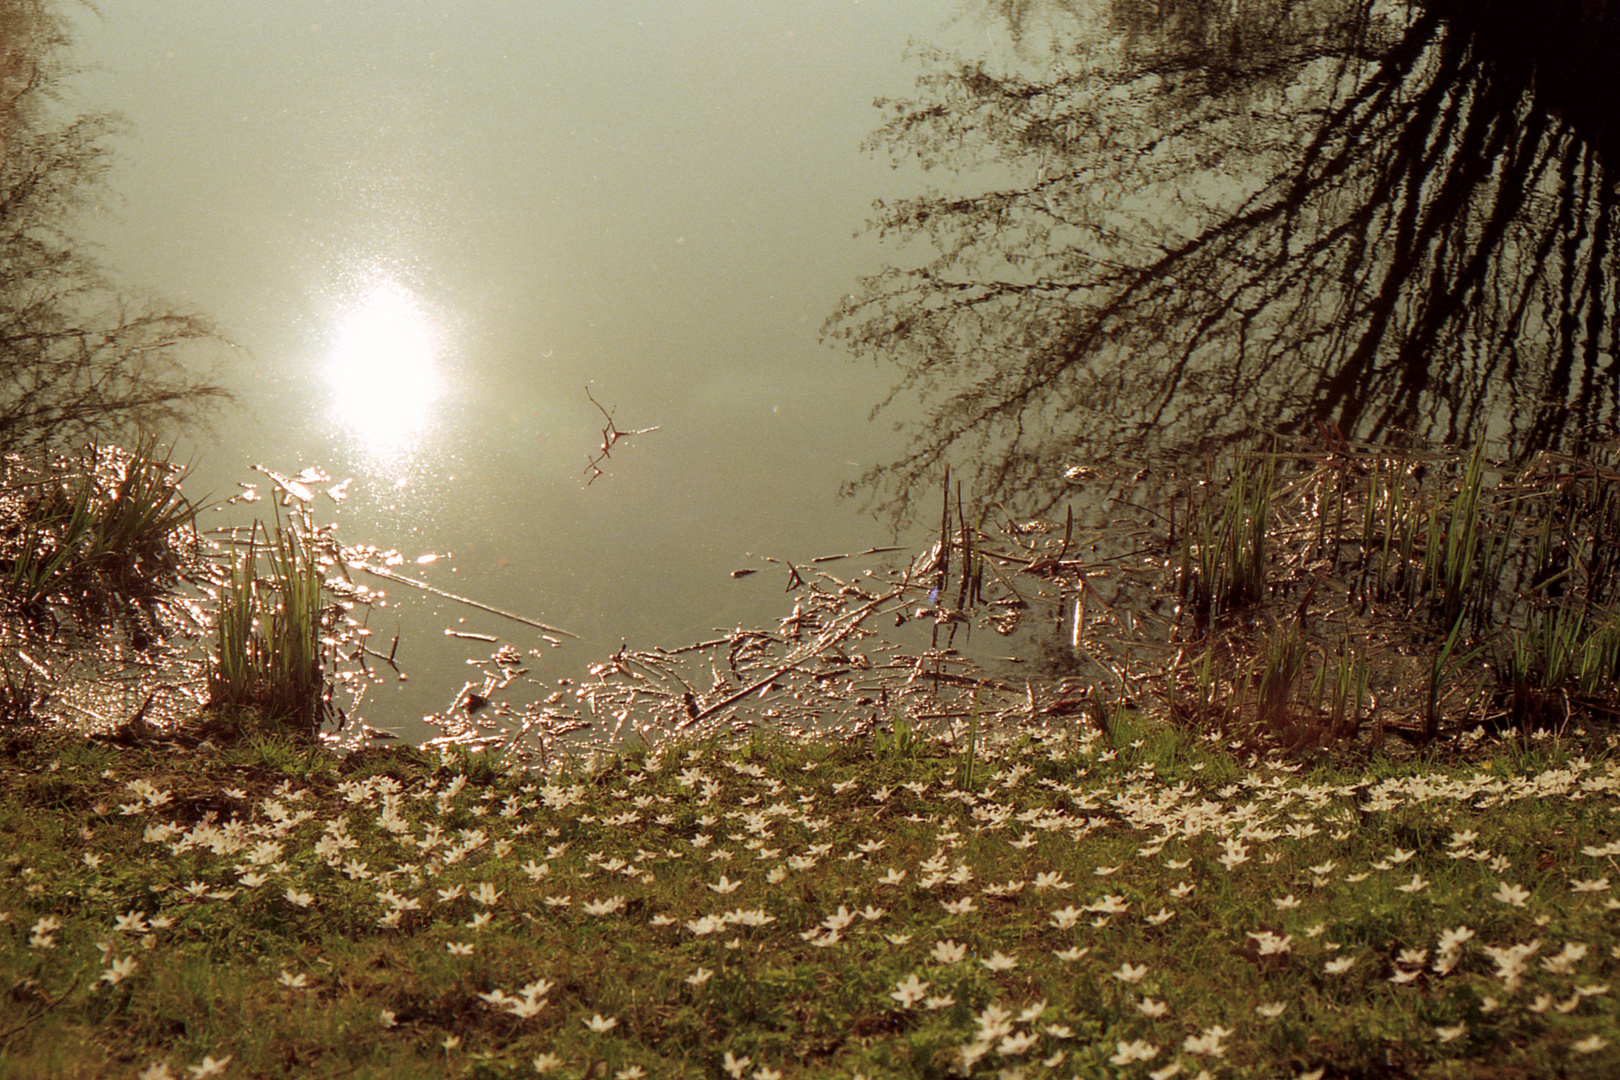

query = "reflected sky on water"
60;1;996;741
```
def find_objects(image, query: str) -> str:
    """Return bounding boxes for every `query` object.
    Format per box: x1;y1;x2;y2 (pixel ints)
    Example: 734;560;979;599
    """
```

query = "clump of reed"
1164;621;1373;753
0;654;48;727
556;434;1620;760
790;435;1620;758
204;510;341;740
1155;438;1620;749
1174;449;1276;635
0;438;200;635
0;441;377;740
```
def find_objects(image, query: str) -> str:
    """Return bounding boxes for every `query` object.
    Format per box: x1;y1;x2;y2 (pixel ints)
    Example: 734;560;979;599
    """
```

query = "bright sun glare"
327;281;441;452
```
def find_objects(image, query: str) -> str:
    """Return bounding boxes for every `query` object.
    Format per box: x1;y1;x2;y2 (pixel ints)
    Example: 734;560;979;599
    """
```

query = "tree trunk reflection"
828;0;1620;520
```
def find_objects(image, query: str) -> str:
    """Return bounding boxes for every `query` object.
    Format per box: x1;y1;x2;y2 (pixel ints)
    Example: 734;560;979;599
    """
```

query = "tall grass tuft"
1175;449;1276;636
0;654;47;727
206;511;337;739
1;438;200;634
1255;621;1309;731
1422;443;1517;638
1167;622;1371;752
1354;453;1427;609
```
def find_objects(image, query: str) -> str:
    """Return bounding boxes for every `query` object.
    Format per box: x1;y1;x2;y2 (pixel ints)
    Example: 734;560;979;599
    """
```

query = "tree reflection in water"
0;1;226;456
828;0;1620;520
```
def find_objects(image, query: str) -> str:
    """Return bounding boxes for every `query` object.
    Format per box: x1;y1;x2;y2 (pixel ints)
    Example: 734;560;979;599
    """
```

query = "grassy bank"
2;720;1618;1079
6;437;1620;1077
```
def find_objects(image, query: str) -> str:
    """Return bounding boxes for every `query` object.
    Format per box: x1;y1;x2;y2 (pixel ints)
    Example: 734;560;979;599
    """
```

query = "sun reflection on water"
326;281;442;456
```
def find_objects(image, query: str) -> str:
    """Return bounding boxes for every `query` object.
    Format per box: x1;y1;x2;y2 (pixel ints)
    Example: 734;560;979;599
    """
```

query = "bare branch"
582;386;660;485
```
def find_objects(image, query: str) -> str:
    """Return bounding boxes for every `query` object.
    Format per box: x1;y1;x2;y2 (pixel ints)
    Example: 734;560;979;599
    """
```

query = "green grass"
2;725;1619;1079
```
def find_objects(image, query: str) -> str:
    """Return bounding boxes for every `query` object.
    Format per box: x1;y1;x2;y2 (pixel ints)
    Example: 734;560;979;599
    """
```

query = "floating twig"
583;386;660;484
358;565;578;638
810;546;908;564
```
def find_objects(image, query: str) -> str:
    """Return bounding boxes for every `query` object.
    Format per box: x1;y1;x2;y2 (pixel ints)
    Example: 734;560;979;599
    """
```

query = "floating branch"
583;386;660;485
811;546;909;563
445;629;499;643
357;565;578;638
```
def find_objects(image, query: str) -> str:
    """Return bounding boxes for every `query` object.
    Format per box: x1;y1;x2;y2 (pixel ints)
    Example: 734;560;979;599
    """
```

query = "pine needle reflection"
326;281;441;454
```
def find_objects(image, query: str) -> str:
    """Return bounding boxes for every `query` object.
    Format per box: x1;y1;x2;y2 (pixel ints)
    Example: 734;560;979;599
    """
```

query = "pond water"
49;2;1620;751
60;2;1005;743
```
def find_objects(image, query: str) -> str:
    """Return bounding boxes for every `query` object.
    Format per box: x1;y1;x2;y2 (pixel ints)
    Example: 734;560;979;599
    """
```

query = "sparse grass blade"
1426;611;1486;742
1255;621;1308;731
953;689;980;790
0;653;48;727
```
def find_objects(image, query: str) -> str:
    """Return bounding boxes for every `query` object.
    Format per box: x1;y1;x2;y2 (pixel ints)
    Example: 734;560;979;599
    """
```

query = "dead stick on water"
680;587;904;727
358;566;578;638
584;386;660;484
809;546;909;563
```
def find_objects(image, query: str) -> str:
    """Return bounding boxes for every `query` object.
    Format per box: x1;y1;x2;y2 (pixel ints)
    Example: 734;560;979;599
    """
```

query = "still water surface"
63;2;996;742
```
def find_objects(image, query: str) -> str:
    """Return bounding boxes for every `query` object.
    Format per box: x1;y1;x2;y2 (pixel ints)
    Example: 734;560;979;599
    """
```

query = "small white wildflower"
1493;882;1532;907
186;1056;232;1079
100;955;138;987
1049;905;1082;929
890;973;929;1008
1183;1026;1231;1057
1108;1039;1159;1065
998;1031;1039;1055
981;950;1018;971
